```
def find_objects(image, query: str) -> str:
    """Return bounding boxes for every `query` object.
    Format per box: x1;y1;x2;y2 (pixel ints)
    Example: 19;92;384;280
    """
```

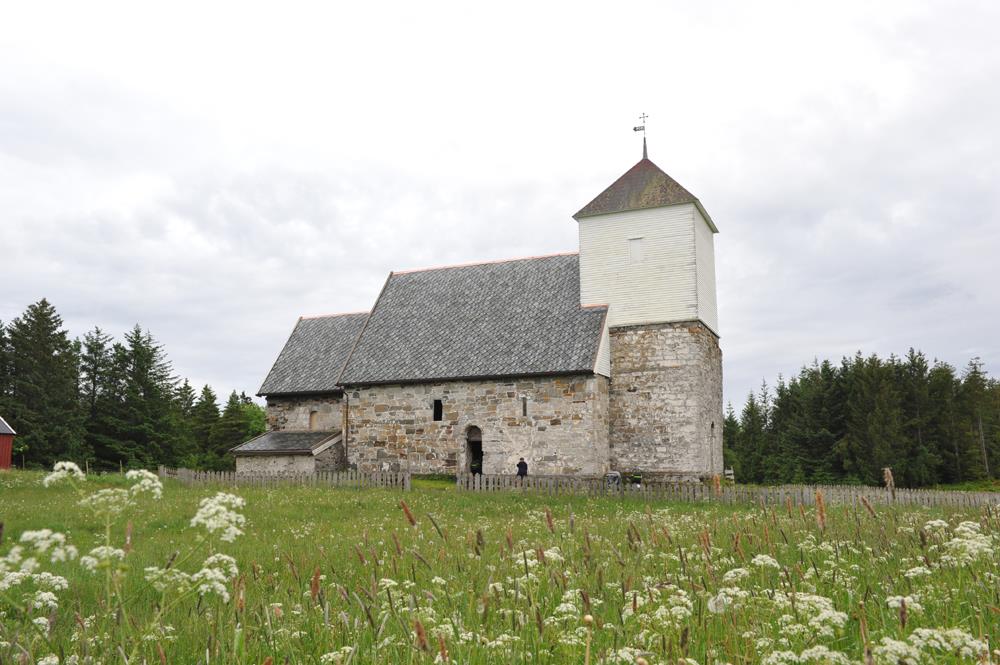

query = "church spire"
642;136;648;160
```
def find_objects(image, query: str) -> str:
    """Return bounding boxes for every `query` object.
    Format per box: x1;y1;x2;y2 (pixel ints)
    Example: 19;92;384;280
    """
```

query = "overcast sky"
2;0;998;407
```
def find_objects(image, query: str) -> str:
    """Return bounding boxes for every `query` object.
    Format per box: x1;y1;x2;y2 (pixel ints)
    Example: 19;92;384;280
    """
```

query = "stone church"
232;142;723;479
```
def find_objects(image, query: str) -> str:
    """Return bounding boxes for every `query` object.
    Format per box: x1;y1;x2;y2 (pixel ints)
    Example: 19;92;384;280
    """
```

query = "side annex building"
233;145;723;480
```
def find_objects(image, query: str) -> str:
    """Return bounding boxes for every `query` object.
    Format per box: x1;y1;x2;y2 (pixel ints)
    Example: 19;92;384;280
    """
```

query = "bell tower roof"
573;141;717;232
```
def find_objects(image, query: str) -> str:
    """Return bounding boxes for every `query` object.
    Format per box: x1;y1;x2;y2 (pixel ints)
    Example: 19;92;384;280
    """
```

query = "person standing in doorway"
516;457;528;481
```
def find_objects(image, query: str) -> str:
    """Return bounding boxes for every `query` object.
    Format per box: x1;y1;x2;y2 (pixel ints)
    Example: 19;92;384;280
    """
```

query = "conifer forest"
0;299;264;470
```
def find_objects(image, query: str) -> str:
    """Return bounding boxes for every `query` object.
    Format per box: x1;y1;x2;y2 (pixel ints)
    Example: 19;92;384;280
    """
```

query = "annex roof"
0;416;14;436
338;253;608;386
230;430;340;456
574;145;717;231
258;313;368;396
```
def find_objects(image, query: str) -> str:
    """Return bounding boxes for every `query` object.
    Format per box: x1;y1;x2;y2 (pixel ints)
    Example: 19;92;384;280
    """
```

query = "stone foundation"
608;321;723;477
345;375;610;475
266;395;343;431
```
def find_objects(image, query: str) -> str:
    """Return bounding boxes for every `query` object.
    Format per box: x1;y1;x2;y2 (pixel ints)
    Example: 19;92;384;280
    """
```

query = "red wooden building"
0;416;15;469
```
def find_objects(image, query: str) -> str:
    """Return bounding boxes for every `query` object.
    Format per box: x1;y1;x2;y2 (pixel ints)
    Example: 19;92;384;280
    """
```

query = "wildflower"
29;590;59;611
543;547;564;562
79;489;132;517
872;637;921;665
79;546;126;572
707;586;749;613
125;469;163;499
908;628;988;658
320;647;354;664
19;530;78;564
751;554;781;569
722;567;750;584
0;570;30;592
36;655;60;665
201;553;238;579
606;647;648;664
923;519;949;532
31;572;69;591
886;595;923;614
144;566;192;592
190;492;246;542
941;521;992;564
42;461;85;486
903;565;931;578
191;566;230;602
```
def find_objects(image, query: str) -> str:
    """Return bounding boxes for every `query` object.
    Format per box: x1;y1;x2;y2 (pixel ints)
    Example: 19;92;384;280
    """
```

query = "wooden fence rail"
158;466;411;490
455;473;998;508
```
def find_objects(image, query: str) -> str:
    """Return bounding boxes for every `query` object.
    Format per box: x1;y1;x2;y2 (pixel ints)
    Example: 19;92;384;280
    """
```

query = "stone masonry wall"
266;395;343;432
314;444;343;472
346;375;610;476
608;321;723;478
236;454;315;475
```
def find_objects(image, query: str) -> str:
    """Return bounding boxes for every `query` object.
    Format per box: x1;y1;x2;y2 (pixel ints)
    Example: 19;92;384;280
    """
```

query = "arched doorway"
466;426;483;475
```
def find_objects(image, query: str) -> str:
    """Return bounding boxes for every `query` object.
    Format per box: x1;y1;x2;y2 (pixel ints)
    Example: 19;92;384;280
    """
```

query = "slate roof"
258;313;368;396
574;149;716;230
338;253;608;386
231;430;339;456
0;416;14;436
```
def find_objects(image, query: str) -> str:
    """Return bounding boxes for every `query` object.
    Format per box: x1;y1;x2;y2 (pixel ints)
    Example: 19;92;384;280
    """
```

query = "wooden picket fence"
158;466;411;490
455;473;998;508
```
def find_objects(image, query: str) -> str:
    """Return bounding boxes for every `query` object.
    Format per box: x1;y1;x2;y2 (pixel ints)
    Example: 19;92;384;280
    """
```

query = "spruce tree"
5;299;85;466
191;385;221;466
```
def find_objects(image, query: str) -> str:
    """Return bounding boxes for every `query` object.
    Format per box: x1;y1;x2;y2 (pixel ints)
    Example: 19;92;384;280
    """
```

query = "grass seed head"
400;500;417;527
815;490;827;531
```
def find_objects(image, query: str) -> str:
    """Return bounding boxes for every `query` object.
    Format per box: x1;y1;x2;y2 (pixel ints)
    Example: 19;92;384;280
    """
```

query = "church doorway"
466;426;483;475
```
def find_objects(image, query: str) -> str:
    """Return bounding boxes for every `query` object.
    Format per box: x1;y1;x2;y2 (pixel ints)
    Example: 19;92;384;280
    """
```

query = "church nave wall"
345;375;611;476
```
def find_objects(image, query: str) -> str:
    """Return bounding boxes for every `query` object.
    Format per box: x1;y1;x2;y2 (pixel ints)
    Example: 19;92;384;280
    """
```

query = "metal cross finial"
633;112;647;133
633;113;648;158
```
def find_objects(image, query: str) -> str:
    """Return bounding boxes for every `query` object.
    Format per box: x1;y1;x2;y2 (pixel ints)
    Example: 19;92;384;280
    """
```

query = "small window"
521;396;528;417
308;410;319;431
432;399;443;421
627;237;644;264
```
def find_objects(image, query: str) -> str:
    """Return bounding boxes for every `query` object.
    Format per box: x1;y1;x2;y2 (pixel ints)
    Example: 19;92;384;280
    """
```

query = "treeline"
0;299;265;470
724;350;1000;488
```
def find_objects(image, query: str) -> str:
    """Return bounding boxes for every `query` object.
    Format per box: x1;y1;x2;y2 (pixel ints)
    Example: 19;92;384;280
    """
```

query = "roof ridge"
300;311;369;320
393;251;578;275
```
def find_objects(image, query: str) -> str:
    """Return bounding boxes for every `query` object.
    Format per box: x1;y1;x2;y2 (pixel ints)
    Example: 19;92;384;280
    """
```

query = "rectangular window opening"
627;237;644;264
432;399;443;421
521;396;528;417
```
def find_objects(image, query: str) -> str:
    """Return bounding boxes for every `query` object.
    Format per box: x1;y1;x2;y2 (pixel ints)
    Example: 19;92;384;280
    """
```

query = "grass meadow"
1;469;998;664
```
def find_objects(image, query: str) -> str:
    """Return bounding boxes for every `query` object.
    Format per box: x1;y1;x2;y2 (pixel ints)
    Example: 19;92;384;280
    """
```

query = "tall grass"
1;468;997;664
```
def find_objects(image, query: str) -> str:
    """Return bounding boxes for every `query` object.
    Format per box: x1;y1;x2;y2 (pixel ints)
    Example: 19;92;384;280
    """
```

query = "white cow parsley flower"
42;461;85;486
79;489;132;517
190;493;246;542
79;546;126;573
751;554;781;569
125;469;163;499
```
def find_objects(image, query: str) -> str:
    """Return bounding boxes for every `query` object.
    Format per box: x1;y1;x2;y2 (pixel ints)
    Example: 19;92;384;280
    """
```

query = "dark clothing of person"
516;461;528;477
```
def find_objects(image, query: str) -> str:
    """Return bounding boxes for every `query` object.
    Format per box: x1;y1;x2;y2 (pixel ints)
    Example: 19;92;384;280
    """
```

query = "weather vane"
633;113;648;133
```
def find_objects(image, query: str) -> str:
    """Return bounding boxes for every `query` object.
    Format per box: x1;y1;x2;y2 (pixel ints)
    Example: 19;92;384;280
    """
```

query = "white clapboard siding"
578;203;699;328
593;318;611;377
693;206;720;335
